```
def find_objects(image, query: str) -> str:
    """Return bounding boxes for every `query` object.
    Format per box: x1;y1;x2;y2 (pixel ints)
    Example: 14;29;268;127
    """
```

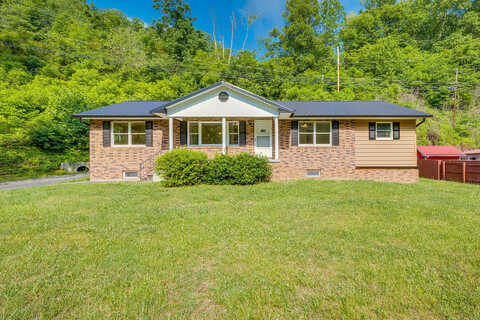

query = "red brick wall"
89;120;169;181
89;119;418;183
271;120;356;180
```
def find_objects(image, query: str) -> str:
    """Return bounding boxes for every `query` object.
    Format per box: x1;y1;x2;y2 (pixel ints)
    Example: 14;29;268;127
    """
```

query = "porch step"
152;172;164;182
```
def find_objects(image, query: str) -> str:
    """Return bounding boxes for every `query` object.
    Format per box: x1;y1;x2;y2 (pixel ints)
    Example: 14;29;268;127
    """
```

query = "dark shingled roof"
74;101;169;118
73;83;432;119
277;101;431;118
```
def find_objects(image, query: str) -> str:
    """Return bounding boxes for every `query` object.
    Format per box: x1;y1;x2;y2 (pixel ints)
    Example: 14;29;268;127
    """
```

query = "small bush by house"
228;153;272;185
203;154;236;185
155;150;272;187
154;149;208;187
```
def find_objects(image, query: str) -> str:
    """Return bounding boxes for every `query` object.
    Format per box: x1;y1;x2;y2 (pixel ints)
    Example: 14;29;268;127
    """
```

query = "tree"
153;0;210;60
242;15;257;51
264;0;344;72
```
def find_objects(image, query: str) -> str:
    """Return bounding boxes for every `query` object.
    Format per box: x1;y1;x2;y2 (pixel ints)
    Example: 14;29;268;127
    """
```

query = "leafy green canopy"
153;0;209;60
264;0;345;72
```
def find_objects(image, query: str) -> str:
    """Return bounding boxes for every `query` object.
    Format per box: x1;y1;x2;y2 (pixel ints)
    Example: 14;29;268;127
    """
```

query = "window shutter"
291;120;298;146
239;120;246;146
332;120;340;146
180;121;187;146
393;122;400;140
369;122;376;140
145;121;153;147
103;121;111;147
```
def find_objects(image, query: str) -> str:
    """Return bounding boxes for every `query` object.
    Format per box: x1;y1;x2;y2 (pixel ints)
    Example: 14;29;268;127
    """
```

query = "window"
376;122;392;140
228;121;239;145
188;121;239;146
112;122;146;146
299;121;331;146
202;123;222;145
306;170;320;177
123;171;138;179
189;122;199;145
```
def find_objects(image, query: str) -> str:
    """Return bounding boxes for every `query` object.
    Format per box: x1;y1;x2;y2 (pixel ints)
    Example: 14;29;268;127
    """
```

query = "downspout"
416;118;427;160
416;118;426;128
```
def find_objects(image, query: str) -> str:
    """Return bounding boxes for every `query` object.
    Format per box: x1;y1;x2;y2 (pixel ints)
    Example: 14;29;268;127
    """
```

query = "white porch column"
222;117;227;155
274;116;279;160
169;117;174;151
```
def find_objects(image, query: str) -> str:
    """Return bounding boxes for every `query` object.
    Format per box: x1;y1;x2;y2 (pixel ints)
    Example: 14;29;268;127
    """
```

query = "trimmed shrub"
155;150;272;187
204;154;236;185
204;153;272;185
228;153;272;185
155;149;208;187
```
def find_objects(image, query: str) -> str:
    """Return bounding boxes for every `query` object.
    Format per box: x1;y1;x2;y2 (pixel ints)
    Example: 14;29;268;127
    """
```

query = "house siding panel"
355;119;417;167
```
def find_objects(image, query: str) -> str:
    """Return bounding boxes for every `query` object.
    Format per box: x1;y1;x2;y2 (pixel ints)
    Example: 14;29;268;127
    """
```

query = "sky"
88;0;363;55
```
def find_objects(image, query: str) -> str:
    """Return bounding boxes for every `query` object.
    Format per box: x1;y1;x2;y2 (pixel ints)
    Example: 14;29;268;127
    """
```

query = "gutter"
73;115;161;120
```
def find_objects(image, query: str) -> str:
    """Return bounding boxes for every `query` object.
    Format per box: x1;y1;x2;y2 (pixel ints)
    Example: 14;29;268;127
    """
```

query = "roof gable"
151;81;293;115
166;86;281;118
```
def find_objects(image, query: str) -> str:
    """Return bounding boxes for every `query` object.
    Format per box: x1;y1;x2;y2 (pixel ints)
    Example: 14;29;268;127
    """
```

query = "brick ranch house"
74;81;432;183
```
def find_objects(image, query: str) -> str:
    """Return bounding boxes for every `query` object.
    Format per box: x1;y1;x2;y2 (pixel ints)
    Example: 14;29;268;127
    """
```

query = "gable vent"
219;91;229;102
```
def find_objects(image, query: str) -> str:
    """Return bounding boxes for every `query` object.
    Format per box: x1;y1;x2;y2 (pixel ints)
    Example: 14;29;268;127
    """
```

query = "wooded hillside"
0;0;479;180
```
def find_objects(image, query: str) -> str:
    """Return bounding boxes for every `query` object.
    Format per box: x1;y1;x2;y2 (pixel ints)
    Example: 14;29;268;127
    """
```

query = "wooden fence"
418;159;480;184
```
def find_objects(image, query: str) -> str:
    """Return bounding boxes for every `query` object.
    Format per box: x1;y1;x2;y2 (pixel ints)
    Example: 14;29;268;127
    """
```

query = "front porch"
168;117;280;161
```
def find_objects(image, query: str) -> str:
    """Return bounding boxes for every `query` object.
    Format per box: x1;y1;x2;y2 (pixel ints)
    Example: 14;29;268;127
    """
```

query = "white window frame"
228;121;239;146
298;121;332;146
112;121;146;147
188;121;200;146
189;121;222;146
376;122;393;141
188;121;239;146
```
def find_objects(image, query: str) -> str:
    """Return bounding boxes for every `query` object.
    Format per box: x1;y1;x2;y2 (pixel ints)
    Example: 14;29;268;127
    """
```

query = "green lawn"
0;179;479;319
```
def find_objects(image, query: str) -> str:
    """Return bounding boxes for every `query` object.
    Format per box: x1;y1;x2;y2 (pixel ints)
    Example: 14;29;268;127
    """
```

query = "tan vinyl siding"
355;119;417;167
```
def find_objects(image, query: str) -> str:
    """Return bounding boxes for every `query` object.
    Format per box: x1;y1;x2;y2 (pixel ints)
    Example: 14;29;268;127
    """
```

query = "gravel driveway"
0;173;89;190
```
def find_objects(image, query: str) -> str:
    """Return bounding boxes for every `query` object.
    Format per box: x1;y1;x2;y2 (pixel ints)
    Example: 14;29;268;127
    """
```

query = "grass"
59;176;90;184
0;179;479;319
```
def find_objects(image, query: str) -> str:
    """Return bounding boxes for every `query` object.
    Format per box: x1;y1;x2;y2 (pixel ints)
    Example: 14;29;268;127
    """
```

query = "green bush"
155;150;272;187
228;153;272;185
155;149;208;187
204;154;236;185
